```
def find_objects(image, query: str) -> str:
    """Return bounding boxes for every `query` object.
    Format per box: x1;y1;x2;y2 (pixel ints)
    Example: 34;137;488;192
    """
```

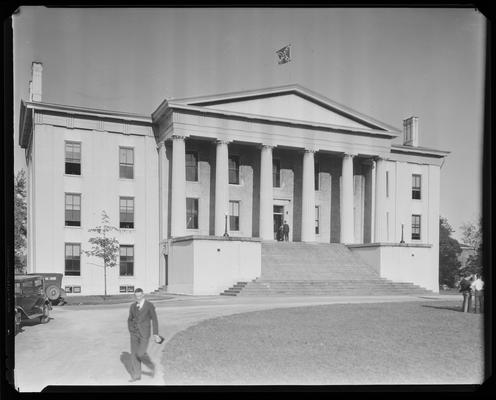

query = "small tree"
14;170;27;273
82;211;119;298
439;217;462;287
461;218;482;275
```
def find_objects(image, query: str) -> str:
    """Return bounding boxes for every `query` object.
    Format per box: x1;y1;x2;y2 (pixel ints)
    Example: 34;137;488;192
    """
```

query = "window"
229;155;240;184
65;286;81;294
273;159;280;187
386;171;389;198
412;214;421;240
119;197;134;229
315;206;320;235
119;147;134;179
65;193;81;227
412;174;421;200
65;141;81;175
65;243;81;276
229;201;240;231
120;245;134;276
186;198;199;229
315;160;320;190
186;151;198;182
120;286;135;293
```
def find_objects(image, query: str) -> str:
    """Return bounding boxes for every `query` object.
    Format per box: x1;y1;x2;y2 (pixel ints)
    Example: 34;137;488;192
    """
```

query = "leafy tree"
461;218;482;275
82;211;119;297
14;170;27;273
439;217;462;287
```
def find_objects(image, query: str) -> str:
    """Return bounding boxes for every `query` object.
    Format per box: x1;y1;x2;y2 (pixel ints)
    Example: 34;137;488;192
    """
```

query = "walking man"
283;220;290;242
470;273;484;314
127;288;161;382
459;274;473;313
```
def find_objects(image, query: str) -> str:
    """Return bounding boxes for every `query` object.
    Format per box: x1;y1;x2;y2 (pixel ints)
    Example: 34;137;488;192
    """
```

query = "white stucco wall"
167;237;261;295
29;118;159;295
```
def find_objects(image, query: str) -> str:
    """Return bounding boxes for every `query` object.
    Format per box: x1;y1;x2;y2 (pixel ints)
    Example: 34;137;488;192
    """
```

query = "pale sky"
12;7;486;241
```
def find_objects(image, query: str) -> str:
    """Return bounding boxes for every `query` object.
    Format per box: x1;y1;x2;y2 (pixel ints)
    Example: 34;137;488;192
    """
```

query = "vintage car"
27;273;66;305
15;274;52;334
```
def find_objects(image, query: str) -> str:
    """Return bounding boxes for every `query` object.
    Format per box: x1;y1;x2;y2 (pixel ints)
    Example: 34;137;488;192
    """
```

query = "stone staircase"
220;242;433;296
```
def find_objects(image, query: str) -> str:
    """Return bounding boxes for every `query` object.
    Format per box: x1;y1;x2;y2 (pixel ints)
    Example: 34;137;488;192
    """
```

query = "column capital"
171;134;186;141
304;147;318;154
342;152;358;158
259;143;275;150
215;138;232;145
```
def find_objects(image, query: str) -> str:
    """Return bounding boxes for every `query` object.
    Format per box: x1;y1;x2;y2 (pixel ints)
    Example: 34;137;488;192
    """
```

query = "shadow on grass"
120;351;133;377
421;304;464;312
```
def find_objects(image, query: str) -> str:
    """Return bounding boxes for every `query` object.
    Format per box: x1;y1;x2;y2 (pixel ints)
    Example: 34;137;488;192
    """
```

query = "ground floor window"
229;201;240;231
186;198;199;229
315;206;320;234
65;243;81;276
411;214;421;240
120;245;134;276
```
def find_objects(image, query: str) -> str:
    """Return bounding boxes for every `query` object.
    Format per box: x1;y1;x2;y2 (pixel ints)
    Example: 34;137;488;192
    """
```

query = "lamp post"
223;212;229;237
400;224;405;244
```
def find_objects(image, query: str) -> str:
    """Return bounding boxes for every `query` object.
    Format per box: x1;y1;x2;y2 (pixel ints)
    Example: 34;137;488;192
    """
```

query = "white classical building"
19;62;448;295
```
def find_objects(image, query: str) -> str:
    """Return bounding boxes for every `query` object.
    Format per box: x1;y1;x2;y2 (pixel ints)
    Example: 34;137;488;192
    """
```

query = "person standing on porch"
283;220;290;241
470;273;484;314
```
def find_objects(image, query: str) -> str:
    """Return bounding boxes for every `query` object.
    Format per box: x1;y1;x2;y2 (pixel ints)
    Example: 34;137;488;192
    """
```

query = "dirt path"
13;294;460;391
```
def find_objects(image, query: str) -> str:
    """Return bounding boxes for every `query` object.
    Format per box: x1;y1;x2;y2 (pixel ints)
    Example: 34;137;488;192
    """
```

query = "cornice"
391;144;449;158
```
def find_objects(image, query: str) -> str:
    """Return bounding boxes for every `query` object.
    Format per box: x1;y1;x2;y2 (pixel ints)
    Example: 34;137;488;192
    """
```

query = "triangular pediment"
172;85;399;133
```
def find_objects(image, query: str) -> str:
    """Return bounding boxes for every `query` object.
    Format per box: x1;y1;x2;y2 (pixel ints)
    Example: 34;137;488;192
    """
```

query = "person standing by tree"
459;273;474;312
127;288;162;382
470;273;484;314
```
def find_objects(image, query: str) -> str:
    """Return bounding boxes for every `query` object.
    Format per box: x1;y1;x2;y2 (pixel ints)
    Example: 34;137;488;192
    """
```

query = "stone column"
215;139;230;236
170;135;186;237
301;149;316;242
374;157;385;242
259;144;274;240
340;153;355;244
370;160;376;243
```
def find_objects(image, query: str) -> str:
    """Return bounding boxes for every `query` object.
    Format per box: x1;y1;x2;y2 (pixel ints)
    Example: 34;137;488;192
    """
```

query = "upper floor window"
65;193;81;227
119;147;134;179
412;174;422;200
65;243;81;276
229;155;240;184
273;159;281;188
119;197;134;229
186;198;199;229
186;151;198;182
315;160;320;190
65;141;81;175
119;245;134;276
229;201;240;231
412;214;421;240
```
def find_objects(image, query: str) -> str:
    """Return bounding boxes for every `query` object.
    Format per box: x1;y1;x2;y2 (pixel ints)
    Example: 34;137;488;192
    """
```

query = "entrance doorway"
273;205;284;240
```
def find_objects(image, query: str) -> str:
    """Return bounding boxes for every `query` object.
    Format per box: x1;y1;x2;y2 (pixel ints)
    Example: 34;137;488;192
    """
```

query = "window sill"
119;276;135;279
118;178;135;181
65;225;81;229
64;174;82;178
120;228;135;232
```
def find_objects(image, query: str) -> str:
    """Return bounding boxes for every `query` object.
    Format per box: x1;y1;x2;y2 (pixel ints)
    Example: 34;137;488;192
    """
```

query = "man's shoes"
128;377;141;382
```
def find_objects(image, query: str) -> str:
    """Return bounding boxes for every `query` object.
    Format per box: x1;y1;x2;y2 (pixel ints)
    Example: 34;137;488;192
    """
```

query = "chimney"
403;116;419;147
30;61;43;102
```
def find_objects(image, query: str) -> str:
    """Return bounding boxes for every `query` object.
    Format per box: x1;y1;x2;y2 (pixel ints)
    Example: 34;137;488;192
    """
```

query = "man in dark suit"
127;288;161;382
283;220;290;241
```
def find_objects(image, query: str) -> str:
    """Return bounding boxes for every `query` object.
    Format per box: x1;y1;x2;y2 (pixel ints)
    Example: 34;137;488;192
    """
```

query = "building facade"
19;63;448;295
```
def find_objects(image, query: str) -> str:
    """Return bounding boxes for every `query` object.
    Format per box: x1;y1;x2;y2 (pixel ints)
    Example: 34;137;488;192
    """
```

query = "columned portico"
301;149;316;242
170;135;186;237
215;139;230;236
259;144;274;240
340;153;355;243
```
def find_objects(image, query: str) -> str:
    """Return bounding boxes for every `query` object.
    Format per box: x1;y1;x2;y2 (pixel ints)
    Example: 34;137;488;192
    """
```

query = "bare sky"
13;7;486;240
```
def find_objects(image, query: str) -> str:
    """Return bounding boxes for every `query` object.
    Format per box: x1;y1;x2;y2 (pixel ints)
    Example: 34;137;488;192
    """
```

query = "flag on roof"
276;45;291;64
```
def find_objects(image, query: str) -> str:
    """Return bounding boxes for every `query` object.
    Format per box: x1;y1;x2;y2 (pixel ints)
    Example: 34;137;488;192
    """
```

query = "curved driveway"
13;294;459;392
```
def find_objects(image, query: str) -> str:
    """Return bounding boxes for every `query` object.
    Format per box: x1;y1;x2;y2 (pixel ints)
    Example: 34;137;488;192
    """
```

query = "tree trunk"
104;261;107;299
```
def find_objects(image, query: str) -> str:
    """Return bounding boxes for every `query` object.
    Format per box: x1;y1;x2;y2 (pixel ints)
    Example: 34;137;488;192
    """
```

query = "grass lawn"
161;301;485;385
61;293;173;305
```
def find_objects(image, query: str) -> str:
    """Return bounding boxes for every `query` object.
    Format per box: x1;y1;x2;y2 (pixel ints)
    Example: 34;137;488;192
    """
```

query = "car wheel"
46;285;61;301
40;305;49;324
